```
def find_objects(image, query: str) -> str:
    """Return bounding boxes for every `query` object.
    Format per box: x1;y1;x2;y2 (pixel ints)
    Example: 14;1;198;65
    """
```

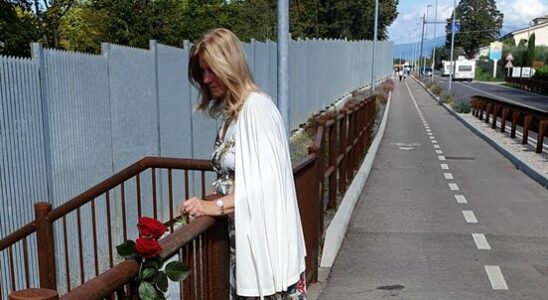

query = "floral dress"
211;118;307;300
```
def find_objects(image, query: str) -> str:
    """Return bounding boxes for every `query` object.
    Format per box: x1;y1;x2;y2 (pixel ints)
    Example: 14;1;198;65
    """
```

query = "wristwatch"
215;199;224;215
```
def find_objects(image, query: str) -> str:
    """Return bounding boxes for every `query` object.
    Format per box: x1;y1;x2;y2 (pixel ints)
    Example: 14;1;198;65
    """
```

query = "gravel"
458;112;548;176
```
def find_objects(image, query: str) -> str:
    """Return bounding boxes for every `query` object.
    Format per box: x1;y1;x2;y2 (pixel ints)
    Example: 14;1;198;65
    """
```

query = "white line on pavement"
434;144;440;149
438;155;446;161
430;136;435;140
463;210;478;223
449;183;459;190
436;150;444;154
428;132;433;136
432;140;438;144
472;233;491;250
485;265;508;290
426;129;431;132
455;195;467;204
441;164;449;170
444;173;453;179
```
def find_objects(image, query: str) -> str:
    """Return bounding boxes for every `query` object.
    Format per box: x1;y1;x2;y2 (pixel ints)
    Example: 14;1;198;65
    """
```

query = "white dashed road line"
455;195;467;204
438;155;446;161
449;183;459;191
441;164;449;170
462;210;478;223
436;150;444;155
444;173;453;180
472;233;491;250
485;265;509;290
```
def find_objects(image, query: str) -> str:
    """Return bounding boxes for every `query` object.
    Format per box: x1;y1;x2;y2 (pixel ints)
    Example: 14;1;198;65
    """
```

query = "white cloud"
499;0;548;29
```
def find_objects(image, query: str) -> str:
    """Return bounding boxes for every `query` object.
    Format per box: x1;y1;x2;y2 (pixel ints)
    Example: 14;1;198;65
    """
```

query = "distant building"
501;14;548;46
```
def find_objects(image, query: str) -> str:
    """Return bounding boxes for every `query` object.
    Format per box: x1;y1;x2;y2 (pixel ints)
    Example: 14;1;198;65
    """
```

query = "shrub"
424;79;434;89
430;84;443;96
532;66;548;81
440;94;454;104
452;101;471;113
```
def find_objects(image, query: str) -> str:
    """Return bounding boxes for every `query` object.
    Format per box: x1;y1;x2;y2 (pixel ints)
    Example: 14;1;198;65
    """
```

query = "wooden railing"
2;90;383;299
505;77;548;95
470;95;548;153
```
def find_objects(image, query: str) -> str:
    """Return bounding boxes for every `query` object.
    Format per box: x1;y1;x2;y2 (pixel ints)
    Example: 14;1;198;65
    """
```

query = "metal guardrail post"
34;202;57;290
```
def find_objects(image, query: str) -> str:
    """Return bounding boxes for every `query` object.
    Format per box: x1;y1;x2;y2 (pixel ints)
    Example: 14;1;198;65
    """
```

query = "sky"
388;0;548;45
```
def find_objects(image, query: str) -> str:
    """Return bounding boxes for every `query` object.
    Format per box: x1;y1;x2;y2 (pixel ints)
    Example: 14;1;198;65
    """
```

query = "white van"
442;60;451;76
453;56;475;81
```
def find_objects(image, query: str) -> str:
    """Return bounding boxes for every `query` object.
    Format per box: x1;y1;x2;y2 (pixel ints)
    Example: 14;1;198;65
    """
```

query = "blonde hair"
189;28;258;119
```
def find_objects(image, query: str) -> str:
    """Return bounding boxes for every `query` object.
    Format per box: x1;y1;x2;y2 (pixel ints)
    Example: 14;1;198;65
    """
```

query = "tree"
0;0;41;56
445;0;503;58
525;33;536;66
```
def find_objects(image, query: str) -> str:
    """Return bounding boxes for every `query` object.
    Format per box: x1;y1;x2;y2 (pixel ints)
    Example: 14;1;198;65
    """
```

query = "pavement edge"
413;76;548;188
319;89;392;268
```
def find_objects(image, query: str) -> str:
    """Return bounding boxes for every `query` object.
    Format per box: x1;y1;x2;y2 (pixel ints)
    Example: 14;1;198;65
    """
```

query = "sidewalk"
316;78;548;299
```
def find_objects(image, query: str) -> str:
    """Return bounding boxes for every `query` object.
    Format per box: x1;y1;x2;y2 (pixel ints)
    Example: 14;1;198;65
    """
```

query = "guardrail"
470;95;548;153
3;89;385;299
505;77;548;95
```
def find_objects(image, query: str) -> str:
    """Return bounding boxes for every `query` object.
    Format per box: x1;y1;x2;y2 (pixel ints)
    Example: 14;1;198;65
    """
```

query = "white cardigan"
233;92;307;298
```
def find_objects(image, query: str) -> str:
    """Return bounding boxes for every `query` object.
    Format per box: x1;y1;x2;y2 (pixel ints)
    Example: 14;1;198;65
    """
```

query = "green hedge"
532;66;548;81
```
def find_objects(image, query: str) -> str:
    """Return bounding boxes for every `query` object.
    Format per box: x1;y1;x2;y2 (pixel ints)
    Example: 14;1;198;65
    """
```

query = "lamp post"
419;14;426;75
277;0;289;134
431;0;438;81
423;5;432;75
448;0;457;94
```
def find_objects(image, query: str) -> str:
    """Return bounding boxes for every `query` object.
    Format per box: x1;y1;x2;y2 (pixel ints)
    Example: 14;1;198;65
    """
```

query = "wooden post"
492;105;499;129
501;109;509;133
536;120;547;154
338;109;348;195
9;288;58;300
511;112;520;138
34;202;57;290
204;218;229;300
327;116;337;210
523;115;533;144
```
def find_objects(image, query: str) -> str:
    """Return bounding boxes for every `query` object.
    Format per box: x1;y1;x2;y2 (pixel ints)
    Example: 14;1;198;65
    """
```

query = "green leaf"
116;240;136;259
144;257;163;269
155;271;168;292
165;261;190;281
140;268;157;280
138;281;157;300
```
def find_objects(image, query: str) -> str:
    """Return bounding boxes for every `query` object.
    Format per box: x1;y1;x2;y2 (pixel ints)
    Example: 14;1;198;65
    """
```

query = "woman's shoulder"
242;91;277;112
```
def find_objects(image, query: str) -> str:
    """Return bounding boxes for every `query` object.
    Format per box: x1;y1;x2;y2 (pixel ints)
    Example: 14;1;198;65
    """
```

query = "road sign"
506;53;514;61
505;61;513;68
450;21;460;33
489;42;502;61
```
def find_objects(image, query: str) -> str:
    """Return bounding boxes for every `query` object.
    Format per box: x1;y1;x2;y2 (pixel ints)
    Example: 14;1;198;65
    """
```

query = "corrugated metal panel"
0;55;46;298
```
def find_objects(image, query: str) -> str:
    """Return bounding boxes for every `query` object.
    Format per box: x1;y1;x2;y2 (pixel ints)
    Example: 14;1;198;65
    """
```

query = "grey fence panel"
253;41;270;96
268;40;278;106
156;43;192;219
243;42;254;75
42;48;113;291
0;56;45;297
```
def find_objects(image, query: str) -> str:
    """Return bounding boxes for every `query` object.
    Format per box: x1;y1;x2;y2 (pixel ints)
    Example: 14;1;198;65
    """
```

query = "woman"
181;28;307;300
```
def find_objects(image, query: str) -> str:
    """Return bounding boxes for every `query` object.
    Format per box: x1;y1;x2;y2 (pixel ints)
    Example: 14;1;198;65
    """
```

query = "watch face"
216;199;224;208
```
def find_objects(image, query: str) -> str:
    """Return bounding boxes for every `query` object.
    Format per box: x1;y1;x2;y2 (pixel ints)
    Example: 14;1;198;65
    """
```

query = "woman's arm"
180;193;234;217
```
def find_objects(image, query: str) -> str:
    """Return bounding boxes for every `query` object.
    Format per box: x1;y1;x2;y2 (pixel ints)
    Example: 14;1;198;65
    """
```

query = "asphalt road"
435;77;548;113
319;78;548;299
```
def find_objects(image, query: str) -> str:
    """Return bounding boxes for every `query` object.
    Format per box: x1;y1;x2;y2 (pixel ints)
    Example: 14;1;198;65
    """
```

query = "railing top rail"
0;223;36;252
47;156;213;222
60;215;219;300
472;95;548;116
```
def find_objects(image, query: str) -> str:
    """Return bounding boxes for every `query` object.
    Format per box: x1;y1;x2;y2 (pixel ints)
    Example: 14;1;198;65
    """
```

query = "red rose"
137;216;167;239
135;237;162;259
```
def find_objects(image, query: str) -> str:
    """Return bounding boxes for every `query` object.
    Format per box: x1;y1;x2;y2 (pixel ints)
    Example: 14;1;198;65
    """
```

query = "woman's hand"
180;197;219;217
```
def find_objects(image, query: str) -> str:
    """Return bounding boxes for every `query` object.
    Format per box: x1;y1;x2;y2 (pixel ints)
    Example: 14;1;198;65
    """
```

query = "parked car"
421;67;433;77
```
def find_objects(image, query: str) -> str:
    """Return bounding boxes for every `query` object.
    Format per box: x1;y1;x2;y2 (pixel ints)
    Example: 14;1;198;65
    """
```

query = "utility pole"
419;14;425;75
277;0;289;135
371;0;379;93
431;0;438;81
423;5;432;75
448;0;457;94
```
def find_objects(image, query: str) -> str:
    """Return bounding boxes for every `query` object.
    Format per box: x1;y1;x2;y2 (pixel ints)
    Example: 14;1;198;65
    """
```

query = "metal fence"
0;38;392;297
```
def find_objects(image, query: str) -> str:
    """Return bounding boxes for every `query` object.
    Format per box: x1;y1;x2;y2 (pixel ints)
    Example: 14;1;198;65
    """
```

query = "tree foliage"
445;0;503;58
1;0;399;56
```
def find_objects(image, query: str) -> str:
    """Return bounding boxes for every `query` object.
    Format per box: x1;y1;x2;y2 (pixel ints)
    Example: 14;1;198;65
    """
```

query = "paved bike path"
318;78;548;299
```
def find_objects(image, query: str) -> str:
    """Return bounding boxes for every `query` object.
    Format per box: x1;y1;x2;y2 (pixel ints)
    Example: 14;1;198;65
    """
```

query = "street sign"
506;53;514;61
489;42;502;61
505;61;513;68
450;21;460;33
